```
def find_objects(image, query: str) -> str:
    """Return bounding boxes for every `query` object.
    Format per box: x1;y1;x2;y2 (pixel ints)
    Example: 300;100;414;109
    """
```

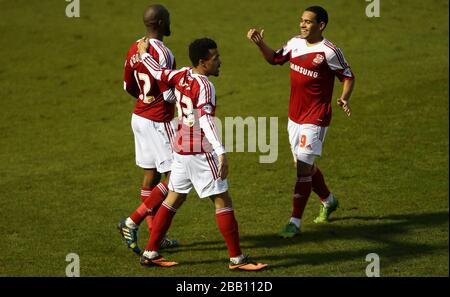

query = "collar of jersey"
189;68;208;79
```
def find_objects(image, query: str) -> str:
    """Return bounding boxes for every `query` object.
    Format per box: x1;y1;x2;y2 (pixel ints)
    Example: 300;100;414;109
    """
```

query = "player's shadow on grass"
243;210;448;269
173;211;448;269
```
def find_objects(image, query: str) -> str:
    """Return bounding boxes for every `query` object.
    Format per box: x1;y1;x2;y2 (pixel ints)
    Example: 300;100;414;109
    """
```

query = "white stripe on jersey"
167;68;188;81
199;114;225;155
285;37;349;70
141;53;187;83
194;76;208;104
206;115;220;142
143;55;159;69
195;76;214;106
324;40;347;68
201;77;212;104
149;39;171;68
202;77;211;103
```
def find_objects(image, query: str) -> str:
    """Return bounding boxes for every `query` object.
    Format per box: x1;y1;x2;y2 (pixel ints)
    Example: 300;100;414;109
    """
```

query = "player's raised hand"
247;28;265;45
137;37;149;55
337;97;351;116
218;154;229;180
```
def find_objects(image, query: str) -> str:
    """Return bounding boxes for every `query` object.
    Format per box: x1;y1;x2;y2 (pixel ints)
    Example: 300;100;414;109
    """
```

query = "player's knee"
162;171;171;181
296;157;314;176
211;191;233;208
297;153;315;166
179;195;187;203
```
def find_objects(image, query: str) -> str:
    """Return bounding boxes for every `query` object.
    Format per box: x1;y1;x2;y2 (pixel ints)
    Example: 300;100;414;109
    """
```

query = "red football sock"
146;205;160;234
129;182;168;226
291;175;312;219
141;187;153;202
129;203;151;225
145;213;154;234
141;187;154;232
312;167;331;200
215;208;242;258
146;202;177;251
143;181;169;210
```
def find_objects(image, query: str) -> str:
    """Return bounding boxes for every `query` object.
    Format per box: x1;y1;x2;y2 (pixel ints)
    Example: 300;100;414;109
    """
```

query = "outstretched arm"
247;29;277;65
138;38;163;79
137;38;176;88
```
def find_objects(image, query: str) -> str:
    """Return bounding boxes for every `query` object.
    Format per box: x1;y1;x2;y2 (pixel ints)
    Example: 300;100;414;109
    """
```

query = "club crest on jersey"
312;54;324;66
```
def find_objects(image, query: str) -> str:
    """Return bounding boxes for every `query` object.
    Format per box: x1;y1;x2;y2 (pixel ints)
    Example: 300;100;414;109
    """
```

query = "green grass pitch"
0;0;448;276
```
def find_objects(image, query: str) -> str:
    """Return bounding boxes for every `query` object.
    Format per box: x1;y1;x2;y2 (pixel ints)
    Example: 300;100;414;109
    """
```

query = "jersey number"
176;95;195;127
137;73;155;104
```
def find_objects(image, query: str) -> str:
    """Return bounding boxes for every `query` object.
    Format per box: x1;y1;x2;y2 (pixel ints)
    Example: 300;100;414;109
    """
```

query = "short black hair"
189;38;217;67
305;6;328;25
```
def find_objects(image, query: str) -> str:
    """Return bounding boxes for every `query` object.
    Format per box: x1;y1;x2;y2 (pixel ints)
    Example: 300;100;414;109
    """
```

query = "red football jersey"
141;54;225;155
123;39;176;122
274;37;354;127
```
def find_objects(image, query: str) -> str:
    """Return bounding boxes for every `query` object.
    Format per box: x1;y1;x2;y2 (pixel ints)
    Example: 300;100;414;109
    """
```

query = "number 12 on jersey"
137;72;155;104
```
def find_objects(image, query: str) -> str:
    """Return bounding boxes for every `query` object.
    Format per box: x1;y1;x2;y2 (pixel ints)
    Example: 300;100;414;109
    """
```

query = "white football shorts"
168;152;228;198
131;113;176;173
288;119;328;165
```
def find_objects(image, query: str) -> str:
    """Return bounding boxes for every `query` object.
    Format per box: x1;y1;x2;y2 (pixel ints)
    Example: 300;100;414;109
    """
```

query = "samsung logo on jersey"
290;64;319;78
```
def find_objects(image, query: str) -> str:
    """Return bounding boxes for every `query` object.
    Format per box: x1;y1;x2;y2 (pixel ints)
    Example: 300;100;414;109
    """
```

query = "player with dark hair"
248;6;355;237
133;37;268;271
305;6;328;25
118;4;178;255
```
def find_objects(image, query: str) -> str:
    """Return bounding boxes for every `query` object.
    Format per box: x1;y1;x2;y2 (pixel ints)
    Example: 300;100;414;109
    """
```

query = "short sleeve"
326;47;354;81
273;42;291;65
197;78;216;107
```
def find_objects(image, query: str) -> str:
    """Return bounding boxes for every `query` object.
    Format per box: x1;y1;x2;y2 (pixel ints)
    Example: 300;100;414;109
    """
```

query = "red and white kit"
123;39;177;172
274;37;354;163
141;53;228;198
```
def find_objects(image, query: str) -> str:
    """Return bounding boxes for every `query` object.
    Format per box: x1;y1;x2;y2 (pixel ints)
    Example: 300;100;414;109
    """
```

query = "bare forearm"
340;78;355;101
256;41;277;65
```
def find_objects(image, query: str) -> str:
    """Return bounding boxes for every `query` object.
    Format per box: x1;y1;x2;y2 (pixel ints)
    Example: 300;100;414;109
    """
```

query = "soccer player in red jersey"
247;6;355;237
118;4;178;254
133;37;267;271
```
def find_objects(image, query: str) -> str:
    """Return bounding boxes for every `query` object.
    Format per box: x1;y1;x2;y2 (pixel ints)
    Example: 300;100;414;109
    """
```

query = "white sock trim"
322;193;335;208
162;202;177;213
125;217;138;229
143;250;159;259
289;217;301;228
230;254;245;264
216;207;233;214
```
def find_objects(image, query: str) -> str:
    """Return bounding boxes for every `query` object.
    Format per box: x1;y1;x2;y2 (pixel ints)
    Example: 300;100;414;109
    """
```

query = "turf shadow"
164;211;448;269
